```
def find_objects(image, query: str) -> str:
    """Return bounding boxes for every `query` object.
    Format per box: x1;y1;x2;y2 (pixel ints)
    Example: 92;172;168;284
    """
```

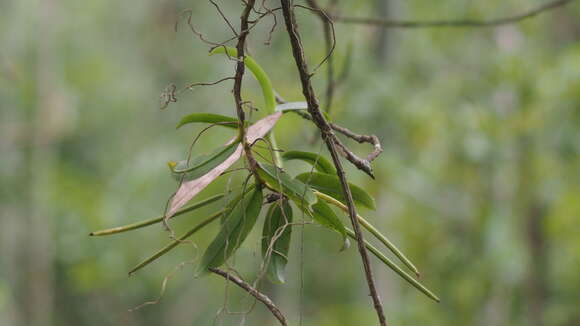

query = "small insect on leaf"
300;200;350;251
176;113;239;129
281;150;337;174
169;142;239;182
256;163;317;207
296;172;376;210
262;200;293;284
197;187;264;275
167;112;281;218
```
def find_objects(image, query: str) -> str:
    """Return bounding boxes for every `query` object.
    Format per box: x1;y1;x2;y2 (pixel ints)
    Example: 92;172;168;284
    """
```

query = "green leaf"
256;163;317;207
176;113;239;129
169;142;238;182
210;47;276;114
262;200;293;284
281;150;337;174
296;172;376;210
128;209;225;275
300;200;350;250
90;193;225;236
197;187;263;275
345;228;440;302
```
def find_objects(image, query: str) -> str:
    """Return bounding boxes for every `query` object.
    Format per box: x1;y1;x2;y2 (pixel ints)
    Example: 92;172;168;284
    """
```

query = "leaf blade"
167;112;282;218
262;200;293;283
169;142;238;182
197;187;264;275
296;172;376;210
256;163;317;207
176;113;239;129
281;150;337;174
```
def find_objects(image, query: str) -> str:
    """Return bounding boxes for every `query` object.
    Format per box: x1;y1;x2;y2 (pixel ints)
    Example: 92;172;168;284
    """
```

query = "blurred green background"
2;1;580;325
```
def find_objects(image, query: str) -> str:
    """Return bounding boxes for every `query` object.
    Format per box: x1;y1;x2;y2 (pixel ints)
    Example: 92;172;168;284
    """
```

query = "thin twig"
289;107;382;177
332;0;574;28
305;0;336;110
234;0;261;174
209;268;288;326
279;1;387;325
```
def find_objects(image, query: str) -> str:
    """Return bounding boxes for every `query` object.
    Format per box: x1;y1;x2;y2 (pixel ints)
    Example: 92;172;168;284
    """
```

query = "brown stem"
305;0;336;110
209;268;288;326
290;108;382;178
332;0;573;29
279;1;387;325
234;0;260;174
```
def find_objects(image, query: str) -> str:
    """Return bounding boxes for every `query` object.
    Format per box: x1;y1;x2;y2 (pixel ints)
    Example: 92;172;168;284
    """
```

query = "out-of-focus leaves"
168;142;238;181
197;187;263;275
296;172;376;210
176;113;239;129
281;150;337;174
261;199;293;284
256;163;317;207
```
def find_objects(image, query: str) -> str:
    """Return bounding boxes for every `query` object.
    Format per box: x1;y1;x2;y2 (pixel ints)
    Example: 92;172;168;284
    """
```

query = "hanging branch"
288;106;382;177
209;268;288;326
279;1;388;325
332;0;574;28
234;0;261;174
305;0;336;110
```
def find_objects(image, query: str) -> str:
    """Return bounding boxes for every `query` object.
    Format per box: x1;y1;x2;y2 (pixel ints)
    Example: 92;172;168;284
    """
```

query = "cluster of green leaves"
91;47;439;302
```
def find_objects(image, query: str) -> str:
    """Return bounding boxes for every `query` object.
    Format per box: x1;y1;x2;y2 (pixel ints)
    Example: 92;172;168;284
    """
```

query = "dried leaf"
167;112;282;218
169;142;238;181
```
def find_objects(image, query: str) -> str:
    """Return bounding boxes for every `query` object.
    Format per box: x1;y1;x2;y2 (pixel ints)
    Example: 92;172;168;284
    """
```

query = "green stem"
128;209;225;275
90;194;224;236
346;229;440;302
315;191;420;276
210;46;283;168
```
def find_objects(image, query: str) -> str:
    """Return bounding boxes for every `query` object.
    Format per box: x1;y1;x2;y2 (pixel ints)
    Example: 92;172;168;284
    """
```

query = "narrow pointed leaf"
128;209;225;275
176;113;239;129
169;142;238;181
298;200;349;250
275;101;308;112
262;200;293;283
346;228;440;303
296;172;376;210
167;112;282;218
256;163;317;207
315;191;419;276
197;187;263;275
281;150;337;174
90;194;224;236
210;47;276;114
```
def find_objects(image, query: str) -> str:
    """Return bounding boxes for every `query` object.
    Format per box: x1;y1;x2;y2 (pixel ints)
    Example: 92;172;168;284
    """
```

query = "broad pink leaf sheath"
167;112;282;218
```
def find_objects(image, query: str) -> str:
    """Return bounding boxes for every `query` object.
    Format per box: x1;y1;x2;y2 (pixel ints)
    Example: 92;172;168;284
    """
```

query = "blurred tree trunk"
525;202;548;326
21;0;61;324
373;0;390;64
517;136;548;326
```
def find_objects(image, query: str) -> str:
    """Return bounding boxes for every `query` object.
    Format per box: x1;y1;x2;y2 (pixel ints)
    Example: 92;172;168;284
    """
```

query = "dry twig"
279;1;387;325
209;268;288;326
332;0;574;29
